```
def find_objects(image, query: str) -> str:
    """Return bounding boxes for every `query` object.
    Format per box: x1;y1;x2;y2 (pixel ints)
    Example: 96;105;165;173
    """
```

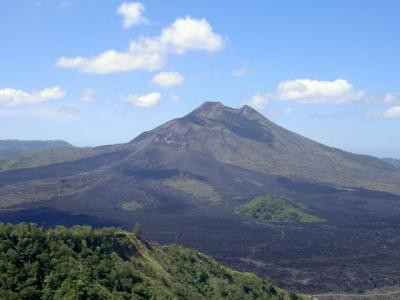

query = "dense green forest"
237;196;324;223
0;223;304;299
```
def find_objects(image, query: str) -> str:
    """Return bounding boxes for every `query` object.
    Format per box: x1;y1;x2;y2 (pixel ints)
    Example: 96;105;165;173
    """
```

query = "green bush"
237;196;324;223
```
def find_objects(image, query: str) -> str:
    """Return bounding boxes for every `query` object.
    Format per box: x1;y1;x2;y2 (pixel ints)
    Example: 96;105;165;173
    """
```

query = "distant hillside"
0;143;126;172
0;146;100;172
0;223;303;300
382;158;400;169
0;140;72;161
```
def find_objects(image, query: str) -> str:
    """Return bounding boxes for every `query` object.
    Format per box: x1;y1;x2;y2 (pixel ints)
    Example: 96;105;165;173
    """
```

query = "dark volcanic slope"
0;102;400;294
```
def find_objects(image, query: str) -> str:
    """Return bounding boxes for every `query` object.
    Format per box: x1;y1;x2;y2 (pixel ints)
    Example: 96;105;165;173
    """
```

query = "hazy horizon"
1;101;399;159
1;0;399;157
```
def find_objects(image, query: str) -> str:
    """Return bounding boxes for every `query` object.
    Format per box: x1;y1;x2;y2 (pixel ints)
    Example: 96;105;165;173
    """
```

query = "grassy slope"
0;223;305;300
237;196;324;223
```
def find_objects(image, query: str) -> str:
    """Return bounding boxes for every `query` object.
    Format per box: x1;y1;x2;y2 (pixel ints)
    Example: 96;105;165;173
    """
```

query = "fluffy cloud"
57;56;86;68
0;87;66;106
160;17;224;54
122;92;161;108
384;106;400;118
152;71;184;88
117;2;148;29
276;79;365;104
245;79;368;109
367;106;400;120
80;88;95;102
245;78;400;121
383;106;400;119
57;17;224;74
57;37;164;73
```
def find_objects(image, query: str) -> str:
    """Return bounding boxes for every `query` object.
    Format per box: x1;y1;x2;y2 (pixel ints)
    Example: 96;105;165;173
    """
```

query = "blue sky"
0;0;399;157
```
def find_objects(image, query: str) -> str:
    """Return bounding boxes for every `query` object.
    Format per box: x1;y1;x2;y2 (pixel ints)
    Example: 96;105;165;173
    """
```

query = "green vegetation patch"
0;223;305;300
237;195;324;223
121;200;143;211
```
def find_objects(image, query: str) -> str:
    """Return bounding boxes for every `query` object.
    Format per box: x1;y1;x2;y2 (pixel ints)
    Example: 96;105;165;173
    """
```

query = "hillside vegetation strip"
0;223;305;299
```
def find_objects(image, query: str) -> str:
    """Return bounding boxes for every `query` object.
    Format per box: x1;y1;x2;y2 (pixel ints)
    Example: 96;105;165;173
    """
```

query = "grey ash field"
0;102;400;294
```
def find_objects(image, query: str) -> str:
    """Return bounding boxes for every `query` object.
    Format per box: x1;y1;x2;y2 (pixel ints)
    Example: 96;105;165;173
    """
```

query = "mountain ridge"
120;101;400;195
0;139;73;161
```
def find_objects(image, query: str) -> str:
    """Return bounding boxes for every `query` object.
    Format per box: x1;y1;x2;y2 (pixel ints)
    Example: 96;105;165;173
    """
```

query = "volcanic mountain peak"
239;104;259;115
187;101;269;124
130;102;273;147
126;101;400;195
188;101;227;116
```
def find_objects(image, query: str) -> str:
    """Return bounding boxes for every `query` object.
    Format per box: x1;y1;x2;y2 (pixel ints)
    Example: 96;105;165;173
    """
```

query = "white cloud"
245;79;367;109
122;92;161;108
276;79;365;104
244;93;270;109
80;88;95;102
160;17;224;54
152;71;184;88
366;106;400;120
0;87;66;107
244;93;295;116
117;2;148;29
232;67;250;77
57;16;224;74
245;78;400;121
57;37;165;73
383;106;400;118
57;56;85;68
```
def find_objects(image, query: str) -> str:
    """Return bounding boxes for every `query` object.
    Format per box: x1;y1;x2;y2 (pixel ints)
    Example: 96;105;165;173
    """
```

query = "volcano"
1;102;400;293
